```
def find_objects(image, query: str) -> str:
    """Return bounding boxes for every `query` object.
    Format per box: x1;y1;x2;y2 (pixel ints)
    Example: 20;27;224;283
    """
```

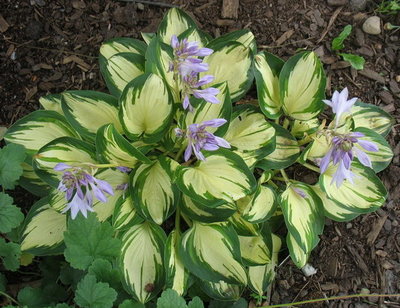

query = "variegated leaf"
96;123;151;167
286;232;309;268
208;29;257;54
4;110;78;156
280;52;326;120
120;73;173;143
100;52;145;97
164;230;190;295
33;137;97;187
312;185;358;222
39;94;63;114
99;37;147;59
200;280;244;301
179;221;247;285
237;184;277;223
257;122;300;170
223;106;276;168
119;221;166;303
254;52;284;119
319;162;387;213
248;234;282;295
239;234;270;266
19;161;51;197
61;90;122;140
290;118;320;139
131;156;178;224
20;197;66;255
351;101;394;137
184;82;231;137
229;212;259;236
181;194;236;223
201;41;253;102
280;183;324;253
175;149;257;208
158;8;198;44
112;195;142;231
353;127;393;173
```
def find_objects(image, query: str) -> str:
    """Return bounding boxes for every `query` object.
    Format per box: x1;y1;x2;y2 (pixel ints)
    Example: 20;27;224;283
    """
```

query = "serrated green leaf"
332;25;352;50
0;192;24;233
88;259;122;291
157;289;187;308
339;53;365;70
74;274;117;308
64;213;122;270
0;238;21;271
0;143;26;189
119;300;146;308
187;297;204;308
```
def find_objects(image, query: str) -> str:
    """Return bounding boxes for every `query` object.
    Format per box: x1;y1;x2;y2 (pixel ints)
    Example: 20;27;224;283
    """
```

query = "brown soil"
1;0;399;307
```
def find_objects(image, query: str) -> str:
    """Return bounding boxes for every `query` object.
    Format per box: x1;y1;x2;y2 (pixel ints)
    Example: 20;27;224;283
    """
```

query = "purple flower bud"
116;166;132;173
54;163;72;171
181;119;230;161
323;87;358;128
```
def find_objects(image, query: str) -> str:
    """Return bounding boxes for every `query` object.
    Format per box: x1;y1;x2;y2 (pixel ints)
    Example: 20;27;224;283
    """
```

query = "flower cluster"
54;163;114;219
169;35;219;111
320;88;379;187
175;119;230;161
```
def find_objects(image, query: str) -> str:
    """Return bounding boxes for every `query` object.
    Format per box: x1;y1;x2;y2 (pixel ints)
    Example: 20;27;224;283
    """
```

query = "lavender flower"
323;88;358;128
170;35;213;77
175;119;230;161
182;73;220;111
54;163;114;219
319;132;379;187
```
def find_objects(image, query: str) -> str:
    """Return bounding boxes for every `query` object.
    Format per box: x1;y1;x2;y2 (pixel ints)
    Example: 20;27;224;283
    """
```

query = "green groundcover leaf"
18;284;67;308
64;213;122;270
75;274;117;308
332;25;352;50
118;300;145;308
0;192;24;233
0;238;21;271
157;289;204;308
0;143;26;189
339;53;365;70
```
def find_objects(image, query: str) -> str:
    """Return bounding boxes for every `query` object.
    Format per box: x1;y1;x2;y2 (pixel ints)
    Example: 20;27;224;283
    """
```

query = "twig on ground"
317;6;343;44
116;0;178;8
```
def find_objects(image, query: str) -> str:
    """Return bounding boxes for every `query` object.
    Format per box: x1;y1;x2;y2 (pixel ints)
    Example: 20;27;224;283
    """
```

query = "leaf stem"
263;293;400;307
297;135;313;146
174;146;186;161
280;169;290;183
301;162;320;173
0;291;20;306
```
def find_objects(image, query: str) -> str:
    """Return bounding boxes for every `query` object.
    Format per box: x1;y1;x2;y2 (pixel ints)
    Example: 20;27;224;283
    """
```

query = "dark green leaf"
64;213;122;270
156;289;187;308
88;259;121;290
74;274;117;308
0;193;24;233
339;53;365;70
119;300;146;308
0;238;21;271
332;25;352;50
187;297;204;308
0;143;26;189
209;298;248;308
0;273;6;292
59;263;85;289
18;287;51;308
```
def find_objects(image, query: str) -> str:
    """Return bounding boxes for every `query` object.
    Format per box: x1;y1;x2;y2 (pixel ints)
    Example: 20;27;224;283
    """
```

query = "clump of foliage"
1;8;394;307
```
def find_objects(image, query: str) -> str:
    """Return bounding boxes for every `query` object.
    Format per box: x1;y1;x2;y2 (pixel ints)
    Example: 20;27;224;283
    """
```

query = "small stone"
384;219;392;231
302;263;317;277
396;75;400;82
350;0;367;11
362;16;381;35
382;260;394;270
379;91;394;105
327;0;348;6
376;250;388;257
137;3;144;10
346;223;352;229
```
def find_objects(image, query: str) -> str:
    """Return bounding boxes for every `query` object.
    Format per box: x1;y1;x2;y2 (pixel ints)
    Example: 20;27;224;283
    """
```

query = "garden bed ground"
1;0;399;307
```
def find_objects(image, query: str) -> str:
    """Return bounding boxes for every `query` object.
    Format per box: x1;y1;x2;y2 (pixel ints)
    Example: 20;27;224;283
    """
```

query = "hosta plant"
4;8;394;306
